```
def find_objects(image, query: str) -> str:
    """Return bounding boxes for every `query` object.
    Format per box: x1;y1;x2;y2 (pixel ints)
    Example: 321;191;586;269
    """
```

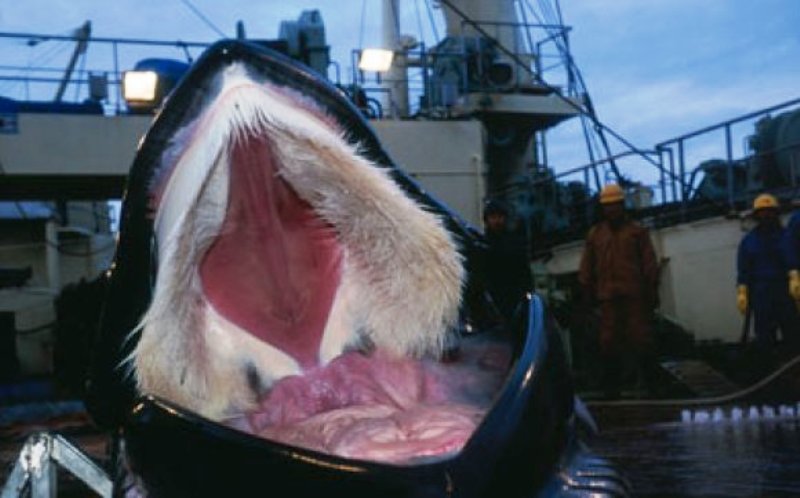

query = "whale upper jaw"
131;64;464;421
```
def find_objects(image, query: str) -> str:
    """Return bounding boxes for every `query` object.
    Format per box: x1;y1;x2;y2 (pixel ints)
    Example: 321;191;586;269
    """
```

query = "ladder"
1;433;111;498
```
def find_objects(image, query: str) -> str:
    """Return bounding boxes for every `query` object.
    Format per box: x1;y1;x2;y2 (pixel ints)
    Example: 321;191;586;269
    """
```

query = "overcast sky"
1;0;798;186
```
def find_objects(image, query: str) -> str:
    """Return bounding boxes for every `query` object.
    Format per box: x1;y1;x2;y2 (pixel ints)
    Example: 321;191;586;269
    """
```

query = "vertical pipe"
540;130;548;167
113;41;120;115
351;50;360;86
45;220;60;294
473;153;484;223
584;164;592;226
535;40;543;76
725;124;734;209
668;148;677;202
659;148;666;205
420;42;430;115
678;140;686;203
383;0;409;118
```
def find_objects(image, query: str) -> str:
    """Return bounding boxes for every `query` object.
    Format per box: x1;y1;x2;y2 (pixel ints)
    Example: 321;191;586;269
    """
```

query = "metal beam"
1;433;112;498
54;22;92;103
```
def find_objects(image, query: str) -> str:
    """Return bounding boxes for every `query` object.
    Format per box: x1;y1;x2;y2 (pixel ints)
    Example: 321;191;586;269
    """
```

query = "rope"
358;0;368;50
389;0;402;41
424;0;441;43
177;0;226;39
413;0;426;44
589;354;800;409
0;39;68;95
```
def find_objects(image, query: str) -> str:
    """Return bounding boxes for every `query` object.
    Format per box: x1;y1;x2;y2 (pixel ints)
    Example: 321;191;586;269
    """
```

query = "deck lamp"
122;59;191;114
358;48;394;72
123;70;159;109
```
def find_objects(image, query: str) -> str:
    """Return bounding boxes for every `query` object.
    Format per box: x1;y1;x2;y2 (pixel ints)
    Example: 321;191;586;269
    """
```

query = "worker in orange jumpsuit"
579;183;659;398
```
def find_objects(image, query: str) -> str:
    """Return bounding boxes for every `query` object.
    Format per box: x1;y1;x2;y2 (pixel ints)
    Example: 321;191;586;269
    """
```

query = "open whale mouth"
131;62;511;465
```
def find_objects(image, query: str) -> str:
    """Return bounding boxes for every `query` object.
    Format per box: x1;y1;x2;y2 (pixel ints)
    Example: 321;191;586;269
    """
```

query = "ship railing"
349;43;434;119
528;111;800;251
520;150;662;249
546;96;800;208
350;18;577;119
0;30;209;115
454;19;573;93
655;96;800;209
1;21;567;120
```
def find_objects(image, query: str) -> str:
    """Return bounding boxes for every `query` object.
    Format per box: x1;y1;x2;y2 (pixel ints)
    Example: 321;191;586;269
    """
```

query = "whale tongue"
199;133;343;369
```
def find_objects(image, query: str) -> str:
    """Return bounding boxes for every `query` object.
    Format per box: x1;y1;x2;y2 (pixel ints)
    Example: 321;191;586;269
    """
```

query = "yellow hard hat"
753;193;779;211
599;183;625;204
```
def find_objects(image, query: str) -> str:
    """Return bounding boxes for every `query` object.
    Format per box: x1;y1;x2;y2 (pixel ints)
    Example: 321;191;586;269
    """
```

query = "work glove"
736;285;748;315
790;270;800;301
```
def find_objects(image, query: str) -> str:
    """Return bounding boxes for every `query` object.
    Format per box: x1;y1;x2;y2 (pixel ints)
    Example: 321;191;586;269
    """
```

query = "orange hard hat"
753;193;779;211
599;183;625;204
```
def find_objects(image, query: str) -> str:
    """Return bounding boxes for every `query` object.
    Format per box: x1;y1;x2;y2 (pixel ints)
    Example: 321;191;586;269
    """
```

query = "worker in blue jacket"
737;193;799;348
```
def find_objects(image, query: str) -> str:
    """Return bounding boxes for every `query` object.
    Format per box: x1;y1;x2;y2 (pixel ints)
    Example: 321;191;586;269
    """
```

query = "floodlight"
123;71;159;102
358;49;394;72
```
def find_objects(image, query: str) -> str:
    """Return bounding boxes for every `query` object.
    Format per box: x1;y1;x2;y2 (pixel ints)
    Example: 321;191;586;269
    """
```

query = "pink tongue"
199;134;342;368
237;344;512;463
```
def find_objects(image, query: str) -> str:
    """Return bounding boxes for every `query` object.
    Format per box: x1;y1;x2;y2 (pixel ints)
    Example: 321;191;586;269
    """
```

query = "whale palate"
199;133;343;369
